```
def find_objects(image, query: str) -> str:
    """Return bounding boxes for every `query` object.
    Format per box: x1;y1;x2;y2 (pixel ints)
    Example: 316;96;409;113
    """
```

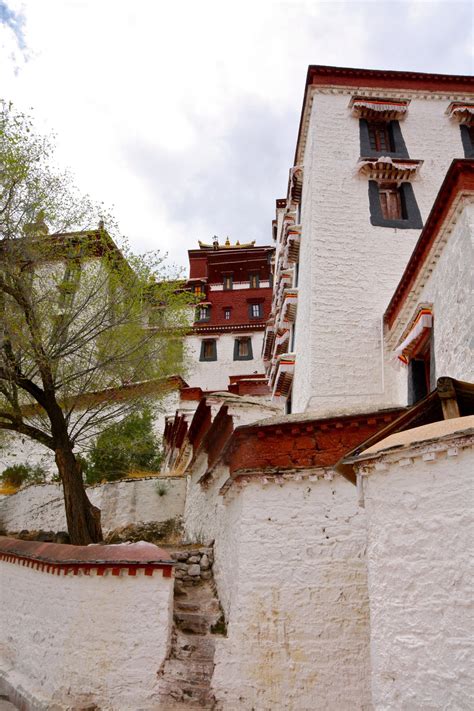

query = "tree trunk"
55;446;102;545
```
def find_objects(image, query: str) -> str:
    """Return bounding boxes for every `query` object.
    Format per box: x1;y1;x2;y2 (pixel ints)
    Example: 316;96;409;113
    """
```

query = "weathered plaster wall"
0;476;185;534
358;430;474;710
292;91;470;415
184;460;244;619
184;466;372;710
185;332;265;391
0;554;173;710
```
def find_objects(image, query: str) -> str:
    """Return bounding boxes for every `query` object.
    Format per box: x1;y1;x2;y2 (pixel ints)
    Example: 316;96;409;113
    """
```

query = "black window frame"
248;302;263;319
223;307;232;321
195;305;211;322
200;339;217;362
359;119;409;159
368;181;423;229
460;124;474;158
233;337;253;361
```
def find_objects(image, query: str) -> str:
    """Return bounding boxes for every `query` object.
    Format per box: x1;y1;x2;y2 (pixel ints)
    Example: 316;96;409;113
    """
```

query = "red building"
185;238;274;392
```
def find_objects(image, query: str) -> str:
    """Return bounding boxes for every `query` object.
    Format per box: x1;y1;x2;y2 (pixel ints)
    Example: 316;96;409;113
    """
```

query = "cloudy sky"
1;0;472;267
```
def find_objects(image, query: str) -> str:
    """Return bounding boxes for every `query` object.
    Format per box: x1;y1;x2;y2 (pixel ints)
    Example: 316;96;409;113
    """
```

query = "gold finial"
225;236;230;246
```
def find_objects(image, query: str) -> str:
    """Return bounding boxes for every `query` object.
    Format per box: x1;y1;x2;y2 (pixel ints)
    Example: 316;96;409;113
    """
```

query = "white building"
265;65;474;416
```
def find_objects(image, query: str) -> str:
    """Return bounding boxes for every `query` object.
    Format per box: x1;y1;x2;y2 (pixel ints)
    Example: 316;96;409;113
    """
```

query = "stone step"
161;659;214;685
175;600;200;612
174;611;210;635
172;632;216;661
155;703;216;710
158;679;215;706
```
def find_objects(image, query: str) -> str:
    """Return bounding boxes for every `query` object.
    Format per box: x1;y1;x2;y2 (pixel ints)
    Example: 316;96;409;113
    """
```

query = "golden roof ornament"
198;237;257;250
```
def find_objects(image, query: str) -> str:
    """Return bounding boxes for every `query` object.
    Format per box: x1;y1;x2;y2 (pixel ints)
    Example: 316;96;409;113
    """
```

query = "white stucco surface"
292;90;472;416
0;556;173;710
0;476;185;533
184;462;371;710
185;331;265;390
356;429;474;710
386;199;474;400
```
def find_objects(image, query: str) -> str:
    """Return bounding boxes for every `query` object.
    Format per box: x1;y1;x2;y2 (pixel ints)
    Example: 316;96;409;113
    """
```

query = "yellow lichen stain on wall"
248;589;319;709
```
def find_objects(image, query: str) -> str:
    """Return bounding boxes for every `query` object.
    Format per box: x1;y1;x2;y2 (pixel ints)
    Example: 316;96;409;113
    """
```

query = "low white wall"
0;476;185;534
0;543;173;710
358;429;474;710
184;464;372;710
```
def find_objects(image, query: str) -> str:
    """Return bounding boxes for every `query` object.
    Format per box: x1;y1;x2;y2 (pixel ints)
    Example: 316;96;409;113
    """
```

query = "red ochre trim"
385;159;474;328
0;538;175;578
294;64;474;165
307;65;474;93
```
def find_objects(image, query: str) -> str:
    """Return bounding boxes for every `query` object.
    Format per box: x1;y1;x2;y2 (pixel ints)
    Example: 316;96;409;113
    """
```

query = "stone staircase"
157;548;225;709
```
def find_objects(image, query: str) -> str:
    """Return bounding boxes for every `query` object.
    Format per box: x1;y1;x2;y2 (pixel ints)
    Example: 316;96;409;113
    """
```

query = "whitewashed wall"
386;199;474;403
0;476;185;534
0;549;173;710
356;423;474;710
184;460;371;710
292;91;471;415
185;332;265;391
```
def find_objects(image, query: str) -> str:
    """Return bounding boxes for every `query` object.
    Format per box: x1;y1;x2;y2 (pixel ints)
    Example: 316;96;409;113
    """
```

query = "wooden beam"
437;377;461;420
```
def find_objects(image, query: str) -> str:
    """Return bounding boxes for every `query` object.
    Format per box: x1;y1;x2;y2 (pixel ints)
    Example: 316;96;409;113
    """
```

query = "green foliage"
155;481;168;497
83;409;163;485
0;100;194;452
1;463;47;488
0;101;195;542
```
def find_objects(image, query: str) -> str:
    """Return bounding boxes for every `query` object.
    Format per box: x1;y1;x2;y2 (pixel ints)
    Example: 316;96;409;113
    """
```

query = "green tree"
1;462;47;488
84;408;162;485
0;101;191;544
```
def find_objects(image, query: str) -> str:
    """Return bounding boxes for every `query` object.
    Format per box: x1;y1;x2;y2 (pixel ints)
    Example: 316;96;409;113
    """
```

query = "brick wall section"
228;409;402;475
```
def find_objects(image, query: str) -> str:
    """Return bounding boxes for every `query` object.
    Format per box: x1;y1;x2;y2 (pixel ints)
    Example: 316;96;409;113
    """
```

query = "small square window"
249;273;260;289
196;306;210;322
234;337;253;361
359;118;409;159
378;183;404;221
249;303;262;319
223;274;233;290
367;122;393;152
194;284;203;296
368;181;423;229
200;339;217;361
224;308;231;320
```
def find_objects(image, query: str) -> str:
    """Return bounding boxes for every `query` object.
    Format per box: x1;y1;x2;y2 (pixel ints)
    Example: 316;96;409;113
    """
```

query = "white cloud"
1;0;472;266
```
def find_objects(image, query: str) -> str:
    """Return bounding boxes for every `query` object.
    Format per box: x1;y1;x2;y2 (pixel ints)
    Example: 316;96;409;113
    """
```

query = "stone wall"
0;476;186;535
184;460;372;710
355;422;474;709
0;539;174;710
292;90;470;415
170;544;214;586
